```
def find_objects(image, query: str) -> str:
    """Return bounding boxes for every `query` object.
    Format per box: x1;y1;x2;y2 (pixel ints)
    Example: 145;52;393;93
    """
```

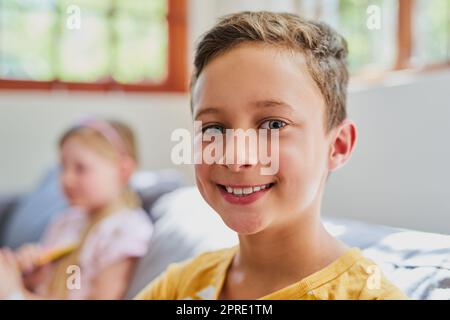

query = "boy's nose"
222;144;259;172
224;163;256;172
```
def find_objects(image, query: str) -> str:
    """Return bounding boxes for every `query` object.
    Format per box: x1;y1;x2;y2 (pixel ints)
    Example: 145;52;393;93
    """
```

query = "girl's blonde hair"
59;119;138;164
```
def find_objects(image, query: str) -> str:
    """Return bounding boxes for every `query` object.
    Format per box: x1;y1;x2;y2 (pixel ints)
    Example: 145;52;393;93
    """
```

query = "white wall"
0;0;449;234
323;70;450;235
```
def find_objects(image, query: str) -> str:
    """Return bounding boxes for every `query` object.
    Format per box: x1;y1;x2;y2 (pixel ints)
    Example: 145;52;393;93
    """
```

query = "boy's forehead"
195;44;308;86
192;44;323;118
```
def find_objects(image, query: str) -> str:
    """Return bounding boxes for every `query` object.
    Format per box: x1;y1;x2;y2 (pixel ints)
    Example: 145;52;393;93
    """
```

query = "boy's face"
192;43;353;235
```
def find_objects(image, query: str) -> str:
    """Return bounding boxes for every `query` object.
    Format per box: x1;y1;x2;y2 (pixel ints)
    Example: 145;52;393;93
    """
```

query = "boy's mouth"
216;183;275;196
215;182;275;205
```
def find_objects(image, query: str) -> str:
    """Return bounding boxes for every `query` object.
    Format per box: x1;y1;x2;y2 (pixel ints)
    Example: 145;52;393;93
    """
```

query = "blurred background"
0;0;449;234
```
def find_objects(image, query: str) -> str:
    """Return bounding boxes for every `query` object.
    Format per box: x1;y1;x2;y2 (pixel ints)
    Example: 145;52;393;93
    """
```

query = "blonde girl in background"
0;118;153;300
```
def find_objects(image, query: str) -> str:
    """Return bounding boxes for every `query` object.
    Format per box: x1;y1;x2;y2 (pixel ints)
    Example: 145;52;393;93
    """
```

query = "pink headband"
74;117;128;157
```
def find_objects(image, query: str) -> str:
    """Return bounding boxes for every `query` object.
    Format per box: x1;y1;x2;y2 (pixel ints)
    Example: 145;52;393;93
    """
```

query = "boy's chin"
219;212;272;235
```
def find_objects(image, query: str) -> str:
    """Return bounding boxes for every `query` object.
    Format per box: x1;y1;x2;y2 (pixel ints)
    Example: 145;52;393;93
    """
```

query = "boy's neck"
235;205;348;281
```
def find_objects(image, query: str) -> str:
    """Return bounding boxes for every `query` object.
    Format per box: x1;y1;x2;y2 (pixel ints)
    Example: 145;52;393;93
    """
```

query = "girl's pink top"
39;206;153;299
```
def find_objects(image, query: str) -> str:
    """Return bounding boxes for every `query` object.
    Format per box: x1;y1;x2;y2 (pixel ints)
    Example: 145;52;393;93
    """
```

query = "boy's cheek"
194;164;209;182
277;147;324;189
194;164;213;196
277;145;307;175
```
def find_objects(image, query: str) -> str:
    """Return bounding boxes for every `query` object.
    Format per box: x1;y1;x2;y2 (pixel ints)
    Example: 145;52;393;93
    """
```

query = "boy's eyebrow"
194;107;221;120
194;99;294;120
252;99;295;111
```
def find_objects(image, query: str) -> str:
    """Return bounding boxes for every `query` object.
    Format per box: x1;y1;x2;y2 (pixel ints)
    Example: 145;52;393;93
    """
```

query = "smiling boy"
136;11;407;300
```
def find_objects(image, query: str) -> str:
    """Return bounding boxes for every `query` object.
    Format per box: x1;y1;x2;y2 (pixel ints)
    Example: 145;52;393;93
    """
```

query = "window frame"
346;0;450;86
0;0;188;92
371;0;450;75
397;0;450;72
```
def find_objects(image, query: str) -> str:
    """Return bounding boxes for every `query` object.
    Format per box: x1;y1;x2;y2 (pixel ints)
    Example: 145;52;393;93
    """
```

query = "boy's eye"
202;124;225;135
260;119;287;130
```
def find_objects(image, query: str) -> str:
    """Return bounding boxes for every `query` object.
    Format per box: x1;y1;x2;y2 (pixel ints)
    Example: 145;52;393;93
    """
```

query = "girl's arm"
88;257;137;300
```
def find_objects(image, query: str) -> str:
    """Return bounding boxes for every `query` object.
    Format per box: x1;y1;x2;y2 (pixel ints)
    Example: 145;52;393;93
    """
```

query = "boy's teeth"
224;184;272;196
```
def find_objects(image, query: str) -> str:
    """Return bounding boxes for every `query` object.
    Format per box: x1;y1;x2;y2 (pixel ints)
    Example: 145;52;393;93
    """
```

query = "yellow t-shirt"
135;246;408;300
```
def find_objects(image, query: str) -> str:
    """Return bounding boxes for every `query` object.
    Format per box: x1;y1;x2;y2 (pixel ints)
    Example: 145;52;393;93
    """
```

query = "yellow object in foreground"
36;243;79;267
135;246;409;300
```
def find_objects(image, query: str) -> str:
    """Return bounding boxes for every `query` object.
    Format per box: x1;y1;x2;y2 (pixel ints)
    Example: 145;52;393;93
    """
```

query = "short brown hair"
191;11;349;131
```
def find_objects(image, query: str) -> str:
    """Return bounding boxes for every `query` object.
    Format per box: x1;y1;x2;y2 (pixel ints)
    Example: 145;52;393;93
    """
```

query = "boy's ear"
328;119;357;172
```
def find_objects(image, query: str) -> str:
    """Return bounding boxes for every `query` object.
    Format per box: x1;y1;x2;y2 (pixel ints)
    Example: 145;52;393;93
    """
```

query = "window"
412;0;450;67
297;0;450;75
0;0;187;92
337;0;398;73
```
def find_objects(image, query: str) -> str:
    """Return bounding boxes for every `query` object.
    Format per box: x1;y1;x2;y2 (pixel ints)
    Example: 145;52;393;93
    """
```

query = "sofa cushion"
0;194;21;240
0;166;68;248
362;231;450;300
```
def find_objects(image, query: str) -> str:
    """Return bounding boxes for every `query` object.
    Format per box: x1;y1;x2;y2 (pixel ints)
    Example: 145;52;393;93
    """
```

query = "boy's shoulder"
309;249;408;300
351;254;409;300
135;246;237;300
